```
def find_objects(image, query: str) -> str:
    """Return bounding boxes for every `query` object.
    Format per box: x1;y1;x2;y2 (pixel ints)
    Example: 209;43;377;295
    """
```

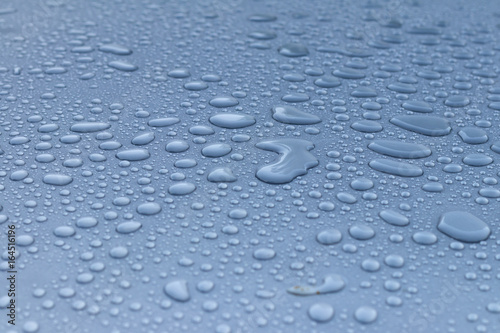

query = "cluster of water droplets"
0;0;499;332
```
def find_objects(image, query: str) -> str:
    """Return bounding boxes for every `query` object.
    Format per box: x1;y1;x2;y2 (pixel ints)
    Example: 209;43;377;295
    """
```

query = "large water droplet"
438;211;491;243
256;139;319;184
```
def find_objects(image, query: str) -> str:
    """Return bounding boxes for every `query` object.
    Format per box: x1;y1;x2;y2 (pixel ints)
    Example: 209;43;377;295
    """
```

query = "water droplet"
43;174;73;186
308;303;334;322
208;168;237;183
402;101;433;113
253;248;276;260
148;117;180;127
201;143;232;158
76;217;98;228
164;280;190;302
368;140;431;159
131;132;155;146
256;139;319;184
209;113;256;129
349;224;375;240
166;140;190;153
278;43;309;57
444;95;470;107
350;178;374;191
412;231;438;245
462;154;493;167
108;60;138;72
316;229;343;245
354;306;378;324
116;221;142;234
70;122;111;133
209;96;239;108
99;44;132;55
369;159;423;177
168;182;196;195
109;246;129;259
288;274;345;296
136;202;162;215
458;127;488;144
116;149;150;161
351;120;383;133
379;210;410;226
271;105;321;125
390;115;451;136
438;211;491;243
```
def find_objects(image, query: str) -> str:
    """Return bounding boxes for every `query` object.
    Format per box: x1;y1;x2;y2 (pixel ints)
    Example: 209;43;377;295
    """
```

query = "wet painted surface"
0;0;500;332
